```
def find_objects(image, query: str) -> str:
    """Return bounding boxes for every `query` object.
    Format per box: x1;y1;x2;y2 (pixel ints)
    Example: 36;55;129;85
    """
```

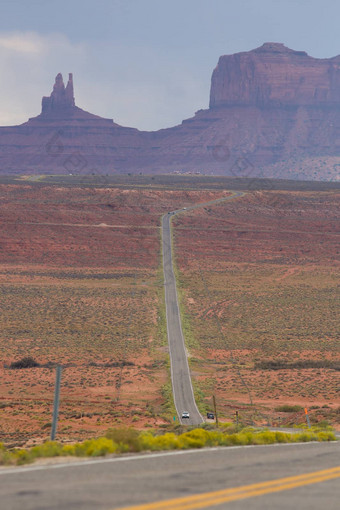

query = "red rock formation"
0;46;340;181
41;73;75;113
0;73;144;175
34;72;113;123
210;42;340;107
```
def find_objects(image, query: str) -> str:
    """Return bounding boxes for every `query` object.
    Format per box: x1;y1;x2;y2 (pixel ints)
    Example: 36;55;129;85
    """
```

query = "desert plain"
0;176;339;446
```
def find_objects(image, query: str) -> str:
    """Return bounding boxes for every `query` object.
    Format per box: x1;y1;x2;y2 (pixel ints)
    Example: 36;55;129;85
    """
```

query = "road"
161;192;245;425
1;441;338;509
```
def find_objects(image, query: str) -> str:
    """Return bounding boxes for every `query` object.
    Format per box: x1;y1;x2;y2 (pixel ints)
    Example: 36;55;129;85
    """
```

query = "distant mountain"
0;43;340;181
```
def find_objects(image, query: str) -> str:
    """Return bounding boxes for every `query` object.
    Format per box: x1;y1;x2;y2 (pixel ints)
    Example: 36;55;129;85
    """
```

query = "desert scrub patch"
175;265;339;352
175;284;199;350
155;264;168;348
105;426;142;452
171;229;199;352
257;360;340;371
191;380;209;416
178;428;213;449
161;380;177;418
0;280;159;361
0;426;336;466
275;405;304;413
140;432;180;450
9;356;40;369
0;438;119;466
71;437;118;456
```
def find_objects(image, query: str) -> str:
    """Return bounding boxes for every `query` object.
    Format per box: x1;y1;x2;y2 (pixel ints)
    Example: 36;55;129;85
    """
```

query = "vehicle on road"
181;411;190;419
207;412;215;419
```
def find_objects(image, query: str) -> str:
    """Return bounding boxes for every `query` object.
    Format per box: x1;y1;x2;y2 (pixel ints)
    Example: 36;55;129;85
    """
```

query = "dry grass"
174;190;340;427
0;183;228;445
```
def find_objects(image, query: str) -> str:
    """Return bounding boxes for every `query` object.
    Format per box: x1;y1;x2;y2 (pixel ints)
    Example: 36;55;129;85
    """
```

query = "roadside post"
236;410;239;430
305;407;311;429
51;365;62;440
213;395;219;427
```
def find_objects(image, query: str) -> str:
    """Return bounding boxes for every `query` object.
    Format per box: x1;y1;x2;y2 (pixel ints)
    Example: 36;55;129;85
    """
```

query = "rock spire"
41;73;75;113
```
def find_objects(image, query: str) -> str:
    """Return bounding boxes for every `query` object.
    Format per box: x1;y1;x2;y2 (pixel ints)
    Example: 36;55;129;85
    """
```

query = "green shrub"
274;432;290;443
252;431;277;445
105;426;141;452
61;444;76;456
295;431;318;442
225;433;249;446
178;428;212;449
0;425;336;466
10;356;40;369
140;432;180;451
220;423;240;434
255;360;340;371
75;438;117;456
220;422;234;429
275;405;303;413
12;449;32;465
314;421;332;430
316;431;336;441
30;441;63;459
0;442;12;465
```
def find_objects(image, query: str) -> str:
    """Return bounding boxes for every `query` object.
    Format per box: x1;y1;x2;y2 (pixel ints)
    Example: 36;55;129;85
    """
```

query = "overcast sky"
1;0;340;130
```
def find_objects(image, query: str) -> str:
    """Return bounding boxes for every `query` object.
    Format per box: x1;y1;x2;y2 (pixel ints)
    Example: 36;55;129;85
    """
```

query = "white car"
181;411;190;419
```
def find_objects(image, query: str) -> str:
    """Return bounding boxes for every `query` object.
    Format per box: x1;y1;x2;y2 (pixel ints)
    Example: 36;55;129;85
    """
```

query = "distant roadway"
1;441;338;509
161;191;245;424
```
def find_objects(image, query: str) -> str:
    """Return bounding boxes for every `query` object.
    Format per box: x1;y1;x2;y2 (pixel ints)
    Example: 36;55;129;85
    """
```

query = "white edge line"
0;441;331;476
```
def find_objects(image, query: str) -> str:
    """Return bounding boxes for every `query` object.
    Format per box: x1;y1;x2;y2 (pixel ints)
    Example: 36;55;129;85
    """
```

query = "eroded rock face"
209;42;340;108
34;73;113;123
42;73;75;113
0;73;142;175
0;47;340;181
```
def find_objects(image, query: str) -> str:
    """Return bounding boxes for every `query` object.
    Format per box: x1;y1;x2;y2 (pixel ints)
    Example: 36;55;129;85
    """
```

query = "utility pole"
51;365;62;441
213;395;218;427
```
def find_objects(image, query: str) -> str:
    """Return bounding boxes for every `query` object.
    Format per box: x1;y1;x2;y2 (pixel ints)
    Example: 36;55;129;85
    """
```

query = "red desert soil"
174;190;340;428
0;183;230;445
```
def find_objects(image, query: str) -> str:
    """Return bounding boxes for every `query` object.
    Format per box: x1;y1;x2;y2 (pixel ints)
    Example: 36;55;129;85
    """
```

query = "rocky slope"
0;43;339;181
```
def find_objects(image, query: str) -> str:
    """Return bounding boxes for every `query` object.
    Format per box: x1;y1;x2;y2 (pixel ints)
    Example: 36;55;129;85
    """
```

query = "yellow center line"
116;466;340;510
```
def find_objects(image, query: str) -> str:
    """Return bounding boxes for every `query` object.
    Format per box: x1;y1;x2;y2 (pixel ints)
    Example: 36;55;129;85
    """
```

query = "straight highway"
161;192;245;425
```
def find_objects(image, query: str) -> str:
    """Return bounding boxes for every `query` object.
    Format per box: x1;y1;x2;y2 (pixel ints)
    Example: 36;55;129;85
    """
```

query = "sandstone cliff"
210;42;340;108
0;44;339;181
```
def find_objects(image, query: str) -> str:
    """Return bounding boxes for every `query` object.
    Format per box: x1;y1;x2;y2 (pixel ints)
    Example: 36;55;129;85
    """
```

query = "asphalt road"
162;209;202;426
161;192;245;425
1;441;338;509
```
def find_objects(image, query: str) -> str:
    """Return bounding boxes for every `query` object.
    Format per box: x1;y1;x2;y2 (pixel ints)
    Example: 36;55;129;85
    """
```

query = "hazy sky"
1;0;340;130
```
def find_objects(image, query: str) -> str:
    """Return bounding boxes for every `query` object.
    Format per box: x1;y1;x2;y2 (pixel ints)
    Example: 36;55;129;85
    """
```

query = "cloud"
0;31;209;130
0;32;45;55
0;32;87;126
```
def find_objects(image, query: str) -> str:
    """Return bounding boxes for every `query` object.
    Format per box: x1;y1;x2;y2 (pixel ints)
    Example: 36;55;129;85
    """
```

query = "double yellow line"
119;466;340;510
